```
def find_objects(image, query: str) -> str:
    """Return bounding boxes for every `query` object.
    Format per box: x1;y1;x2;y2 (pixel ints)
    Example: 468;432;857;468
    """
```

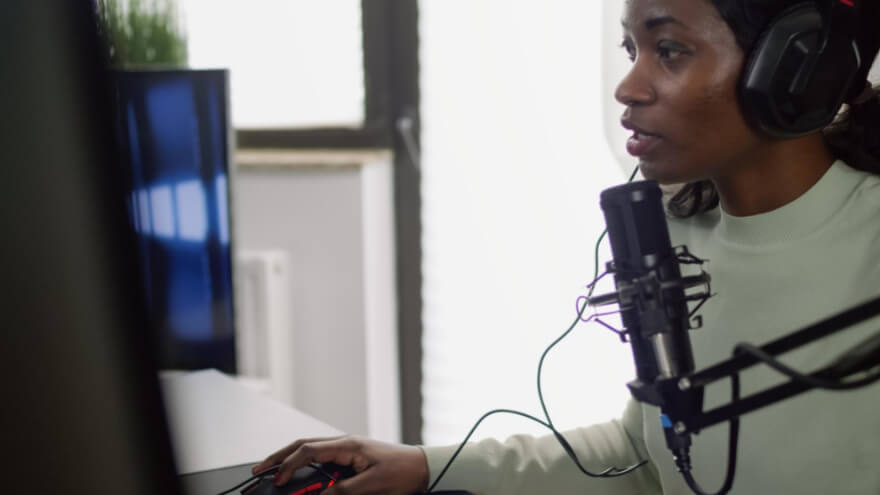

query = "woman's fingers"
321;467;378;495
253;435;429;495
275;436;364;486
251;436;341;475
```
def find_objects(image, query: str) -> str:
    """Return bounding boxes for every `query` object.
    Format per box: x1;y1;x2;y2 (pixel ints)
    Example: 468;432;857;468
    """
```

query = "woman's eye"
620;40;636;62
657;41;686;60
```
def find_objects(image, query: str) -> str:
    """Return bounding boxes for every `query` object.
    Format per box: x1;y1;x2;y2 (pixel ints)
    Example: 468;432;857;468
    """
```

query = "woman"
254;0;880;493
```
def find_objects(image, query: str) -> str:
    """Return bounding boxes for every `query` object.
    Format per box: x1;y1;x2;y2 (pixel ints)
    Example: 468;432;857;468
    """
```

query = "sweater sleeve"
420;399;660;495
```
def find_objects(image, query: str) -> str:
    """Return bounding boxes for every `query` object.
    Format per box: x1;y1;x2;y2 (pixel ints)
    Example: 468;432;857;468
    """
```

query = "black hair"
667;0;880;218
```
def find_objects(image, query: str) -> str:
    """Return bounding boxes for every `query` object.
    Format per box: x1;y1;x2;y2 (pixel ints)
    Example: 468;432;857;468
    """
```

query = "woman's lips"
625;131;661;157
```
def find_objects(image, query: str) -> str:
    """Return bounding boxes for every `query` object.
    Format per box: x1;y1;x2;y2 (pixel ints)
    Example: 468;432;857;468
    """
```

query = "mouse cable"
427;166;647;493
216;470;273;495
216;463;333;495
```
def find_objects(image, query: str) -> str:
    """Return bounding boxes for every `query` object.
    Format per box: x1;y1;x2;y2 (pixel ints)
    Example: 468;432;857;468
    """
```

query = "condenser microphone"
596;181;699;388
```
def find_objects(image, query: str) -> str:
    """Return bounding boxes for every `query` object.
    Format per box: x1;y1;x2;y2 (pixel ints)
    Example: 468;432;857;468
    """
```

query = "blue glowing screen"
115;70;235;372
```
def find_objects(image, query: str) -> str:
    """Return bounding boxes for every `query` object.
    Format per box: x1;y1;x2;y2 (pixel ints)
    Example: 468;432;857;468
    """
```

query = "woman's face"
616;0;761;184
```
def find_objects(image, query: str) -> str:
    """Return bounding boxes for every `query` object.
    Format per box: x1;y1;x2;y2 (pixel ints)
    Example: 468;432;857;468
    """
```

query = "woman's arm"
253;400;658;495
422;399;660;495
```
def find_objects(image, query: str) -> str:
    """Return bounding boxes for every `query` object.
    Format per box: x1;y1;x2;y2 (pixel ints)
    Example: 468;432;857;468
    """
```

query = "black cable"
425;408;642;494
217;475;264;495
536;234;606;428
536;165;641;428
427;167;645;493
677;370;740;495
217;463;333;495
425;409;549;493
734;342;880;390
674;337;880;495
626;165;641;184
674;333;880;495
537;165;639;428
217;469;275;495
429;167;646;492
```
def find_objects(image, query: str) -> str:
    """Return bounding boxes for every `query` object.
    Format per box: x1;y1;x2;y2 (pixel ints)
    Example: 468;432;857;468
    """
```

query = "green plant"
97;0;188;68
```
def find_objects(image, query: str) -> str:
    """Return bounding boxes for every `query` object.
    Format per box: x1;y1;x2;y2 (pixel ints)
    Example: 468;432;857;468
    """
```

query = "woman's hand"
252;435;430;495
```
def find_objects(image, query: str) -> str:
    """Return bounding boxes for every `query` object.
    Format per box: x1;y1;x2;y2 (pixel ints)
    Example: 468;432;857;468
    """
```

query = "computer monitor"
1;1;182;493
113;69;237;373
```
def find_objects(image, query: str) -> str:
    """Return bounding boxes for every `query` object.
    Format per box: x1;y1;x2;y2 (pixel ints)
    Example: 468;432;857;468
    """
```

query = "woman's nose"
614;62;656;107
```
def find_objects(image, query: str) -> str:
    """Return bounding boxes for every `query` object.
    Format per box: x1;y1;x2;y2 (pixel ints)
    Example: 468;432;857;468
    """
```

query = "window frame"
235;2;401;150
234;1;423;444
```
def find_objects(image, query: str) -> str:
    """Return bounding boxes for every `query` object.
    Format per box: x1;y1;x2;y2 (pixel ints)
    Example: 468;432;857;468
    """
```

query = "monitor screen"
114;69;237;373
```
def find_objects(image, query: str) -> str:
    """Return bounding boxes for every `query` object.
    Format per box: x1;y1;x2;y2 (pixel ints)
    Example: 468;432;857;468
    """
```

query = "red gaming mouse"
242;463;355;495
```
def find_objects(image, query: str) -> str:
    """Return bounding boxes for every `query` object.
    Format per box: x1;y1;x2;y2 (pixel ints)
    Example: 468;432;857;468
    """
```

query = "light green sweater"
422;160;880;495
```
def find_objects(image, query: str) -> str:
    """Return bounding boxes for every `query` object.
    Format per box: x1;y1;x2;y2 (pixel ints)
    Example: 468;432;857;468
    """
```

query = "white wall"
232;151;400;442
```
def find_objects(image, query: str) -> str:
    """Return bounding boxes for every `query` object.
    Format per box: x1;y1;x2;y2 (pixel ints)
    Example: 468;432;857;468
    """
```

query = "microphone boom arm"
631;293;880;436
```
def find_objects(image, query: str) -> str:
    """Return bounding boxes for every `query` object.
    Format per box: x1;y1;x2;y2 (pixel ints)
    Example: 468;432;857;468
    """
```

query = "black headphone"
739;0;864;138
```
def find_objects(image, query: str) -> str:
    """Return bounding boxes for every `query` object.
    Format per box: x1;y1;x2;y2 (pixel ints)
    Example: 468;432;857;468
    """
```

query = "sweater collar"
716;160;862;246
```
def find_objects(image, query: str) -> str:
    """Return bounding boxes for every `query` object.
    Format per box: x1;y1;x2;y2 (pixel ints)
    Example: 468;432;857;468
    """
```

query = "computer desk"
160;369;342;493
161;370;472;495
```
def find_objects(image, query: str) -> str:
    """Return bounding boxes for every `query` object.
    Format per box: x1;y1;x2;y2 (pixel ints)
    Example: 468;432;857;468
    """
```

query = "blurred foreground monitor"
2;1;182;493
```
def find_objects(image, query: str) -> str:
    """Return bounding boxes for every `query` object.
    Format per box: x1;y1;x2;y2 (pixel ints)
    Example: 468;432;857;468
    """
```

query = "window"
182;0;365;129
420;0;636;445
182;0;425;442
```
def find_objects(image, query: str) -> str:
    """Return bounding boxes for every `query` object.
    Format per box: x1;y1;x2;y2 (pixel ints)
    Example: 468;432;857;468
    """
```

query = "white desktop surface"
160;369;342;474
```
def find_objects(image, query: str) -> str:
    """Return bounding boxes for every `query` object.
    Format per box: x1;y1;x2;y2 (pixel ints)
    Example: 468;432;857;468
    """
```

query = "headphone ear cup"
740;3;860;138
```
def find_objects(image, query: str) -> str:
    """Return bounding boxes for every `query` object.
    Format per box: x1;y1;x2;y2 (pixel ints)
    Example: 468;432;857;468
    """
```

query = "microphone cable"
734;341;880;390
427;166;646;493
537;164;641;429
673;363;740;495
676;311;880;495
